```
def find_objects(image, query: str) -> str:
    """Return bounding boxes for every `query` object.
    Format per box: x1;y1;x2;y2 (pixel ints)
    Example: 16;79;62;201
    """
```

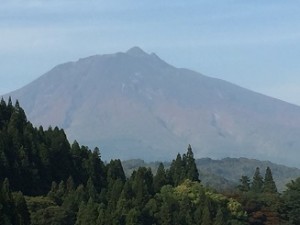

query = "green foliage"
238;176;250;192
0;178;15;225
237;167;282;224
184;144;200;182
106;159;126;183
13;192;31;225
282;177;300;224
130;167;154;207
195;157;299;192
213;207;226;225
153;163;167;193
251;167;264;193
167;145;200;186
2;99;300;225
201;205;212;225
75;198;99;225
263;166;277;193
30;206;72;225
0;178;30;225
0;99;107;195
125;208;142;225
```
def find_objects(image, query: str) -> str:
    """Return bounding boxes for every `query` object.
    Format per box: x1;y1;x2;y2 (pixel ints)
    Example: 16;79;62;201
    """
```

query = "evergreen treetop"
251;167;264;193
263;166;277;193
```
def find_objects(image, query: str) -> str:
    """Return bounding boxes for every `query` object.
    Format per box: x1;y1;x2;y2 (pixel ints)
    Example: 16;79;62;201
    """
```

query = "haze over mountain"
4;47;300;167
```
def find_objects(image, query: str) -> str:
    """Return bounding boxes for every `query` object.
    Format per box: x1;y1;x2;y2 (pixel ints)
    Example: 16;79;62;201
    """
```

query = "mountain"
4;47;300;167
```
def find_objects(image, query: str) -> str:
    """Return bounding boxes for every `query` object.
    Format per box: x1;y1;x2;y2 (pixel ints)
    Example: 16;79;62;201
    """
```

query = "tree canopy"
0;98;299;225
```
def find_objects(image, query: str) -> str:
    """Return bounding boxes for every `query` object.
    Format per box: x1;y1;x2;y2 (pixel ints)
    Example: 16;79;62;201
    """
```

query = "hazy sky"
1;1;300;105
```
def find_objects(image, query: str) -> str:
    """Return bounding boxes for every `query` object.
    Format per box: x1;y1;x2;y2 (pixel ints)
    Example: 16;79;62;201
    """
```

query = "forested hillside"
1;98;300;224
122;158;300;192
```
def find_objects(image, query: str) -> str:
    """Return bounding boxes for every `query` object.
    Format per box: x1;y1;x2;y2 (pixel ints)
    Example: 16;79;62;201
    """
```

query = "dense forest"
1;98;300;225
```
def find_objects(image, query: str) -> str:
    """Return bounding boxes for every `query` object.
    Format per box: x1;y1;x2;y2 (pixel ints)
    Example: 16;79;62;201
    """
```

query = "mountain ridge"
4;47;300;167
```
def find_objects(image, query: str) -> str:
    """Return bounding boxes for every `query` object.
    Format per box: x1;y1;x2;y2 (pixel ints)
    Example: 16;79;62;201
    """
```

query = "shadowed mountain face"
5;47;300;167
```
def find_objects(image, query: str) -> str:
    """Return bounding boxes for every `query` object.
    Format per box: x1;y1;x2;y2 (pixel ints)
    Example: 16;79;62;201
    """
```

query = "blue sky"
1;1;300;105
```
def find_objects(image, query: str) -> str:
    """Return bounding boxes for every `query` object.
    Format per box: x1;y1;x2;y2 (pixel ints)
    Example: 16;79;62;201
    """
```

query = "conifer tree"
201;205;212;225
66;176;75;193
168;145;200;186
86;147;106;192
106;159;126;183
158;200;173;225
214;207;226;225
75;198;99;225
86;177;98;201
263;167;277;193
168;153;183;186
0;178;15;225
96;203;106;225
47;180;66;205
184;144;200;182
106;178;124;223
13;191;31;225
282;177;300;224
153;163;167;193
126;208;142;225
238;175;250;192
131;167;153;206
7;97;13;111
194;205;203;225
251;167;264;193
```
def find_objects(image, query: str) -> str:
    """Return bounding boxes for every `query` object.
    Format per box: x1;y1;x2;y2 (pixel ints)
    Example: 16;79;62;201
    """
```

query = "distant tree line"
1;98;300;225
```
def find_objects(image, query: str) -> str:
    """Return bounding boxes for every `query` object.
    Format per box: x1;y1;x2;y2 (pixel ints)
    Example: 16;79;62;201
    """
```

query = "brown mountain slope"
4;47;300;167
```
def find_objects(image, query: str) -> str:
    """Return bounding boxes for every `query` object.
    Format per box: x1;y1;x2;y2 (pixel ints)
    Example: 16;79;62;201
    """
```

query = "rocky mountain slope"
4;47;300;167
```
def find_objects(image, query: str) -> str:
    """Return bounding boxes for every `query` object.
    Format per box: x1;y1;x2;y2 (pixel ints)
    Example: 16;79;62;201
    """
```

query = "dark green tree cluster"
0;178;30;225
0;99;247;224
167;144;200;186
0;97;105;195
21;148;247;225
236;167;282;224
238;167;277;194
31;166;246;225
281;177;300;225
2;98;300;225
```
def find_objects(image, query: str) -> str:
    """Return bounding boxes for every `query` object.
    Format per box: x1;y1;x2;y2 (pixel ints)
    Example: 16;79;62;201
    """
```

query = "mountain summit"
126;46;148;56
5;47;300;166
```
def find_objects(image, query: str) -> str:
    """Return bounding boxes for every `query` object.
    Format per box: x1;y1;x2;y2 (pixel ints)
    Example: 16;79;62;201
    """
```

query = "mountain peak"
6;48;300;167
126;46;148;57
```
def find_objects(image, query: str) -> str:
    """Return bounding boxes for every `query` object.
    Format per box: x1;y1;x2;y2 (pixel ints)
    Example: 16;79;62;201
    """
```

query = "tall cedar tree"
153;163;167;193
251;167;264;193
282;177;300;224
168;153;184;186
184;144;200;182
0;178;30;225
263;167;277;193
167;145;200;186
